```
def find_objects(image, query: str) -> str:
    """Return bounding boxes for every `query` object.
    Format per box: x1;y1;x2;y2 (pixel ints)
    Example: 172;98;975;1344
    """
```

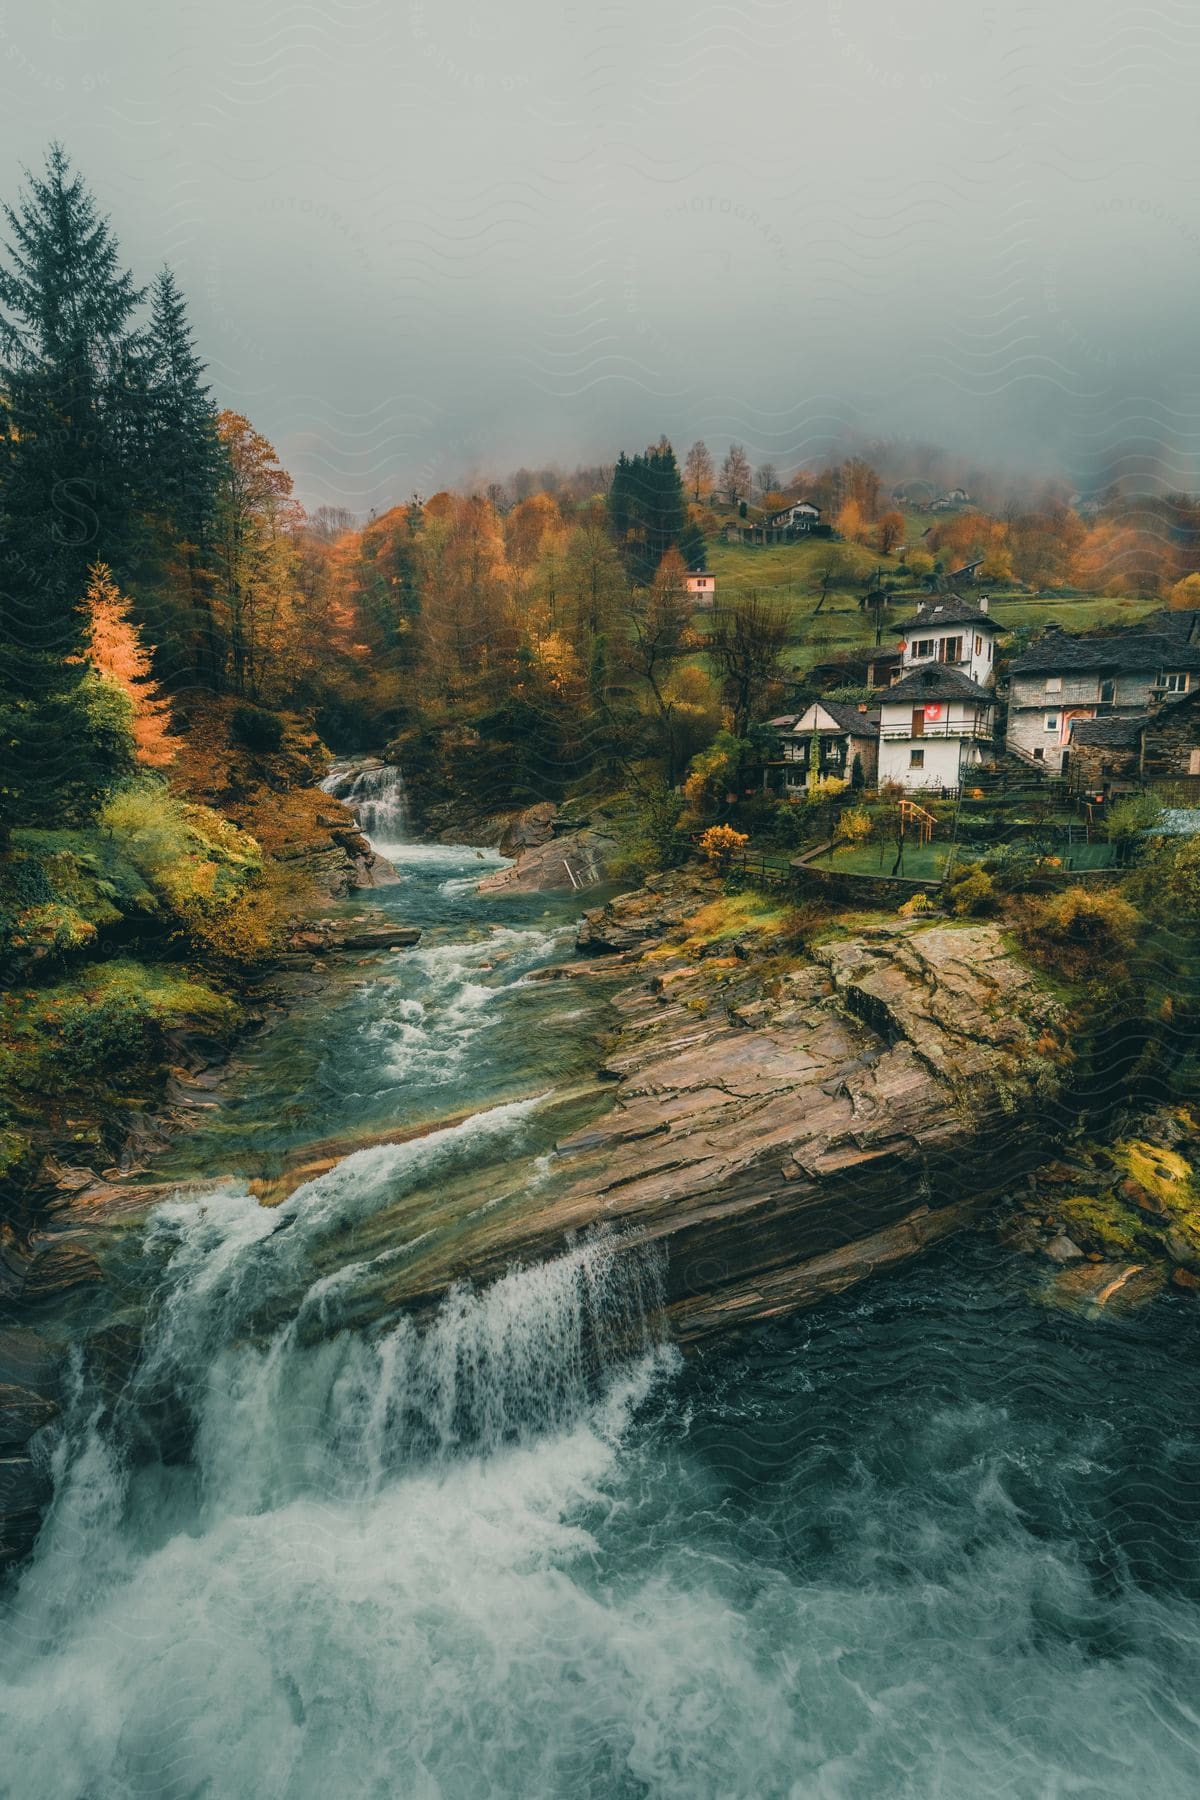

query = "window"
1191;749;1200;775
1033;747;1045;761
1045;714;1059;732
909;747;925;768
1163;672;1188;693
975;634;983;655
1045;676;1062;694
939;636;964;663
912;638;935;658
1100;679;1115;705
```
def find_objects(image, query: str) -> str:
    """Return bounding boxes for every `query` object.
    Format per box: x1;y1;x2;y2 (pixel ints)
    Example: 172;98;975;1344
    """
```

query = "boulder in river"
477;826;620;895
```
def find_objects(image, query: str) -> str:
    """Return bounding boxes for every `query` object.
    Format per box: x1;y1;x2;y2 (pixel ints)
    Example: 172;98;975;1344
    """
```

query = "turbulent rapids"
4;789;1200;1798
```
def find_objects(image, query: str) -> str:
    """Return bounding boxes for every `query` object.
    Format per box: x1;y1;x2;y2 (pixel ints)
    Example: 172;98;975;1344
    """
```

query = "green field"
803;839;952;881
701;539;1161;677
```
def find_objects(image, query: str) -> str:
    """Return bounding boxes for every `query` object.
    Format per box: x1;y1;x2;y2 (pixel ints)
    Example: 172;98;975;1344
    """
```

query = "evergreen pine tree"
606;439;704;587
141;265;223;685
0;144;148;832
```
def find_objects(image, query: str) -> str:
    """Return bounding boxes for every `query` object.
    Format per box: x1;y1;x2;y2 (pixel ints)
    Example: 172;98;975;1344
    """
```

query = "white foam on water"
360;923;570;1087
0;1210;701;1800
321;762;409;843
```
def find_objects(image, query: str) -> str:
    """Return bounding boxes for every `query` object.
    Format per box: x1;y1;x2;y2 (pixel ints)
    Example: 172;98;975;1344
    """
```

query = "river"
3;775;1200;1799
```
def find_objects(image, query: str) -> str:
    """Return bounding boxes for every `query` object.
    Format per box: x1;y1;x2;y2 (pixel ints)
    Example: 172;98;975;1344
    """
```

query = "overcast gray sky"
2;0;1198;510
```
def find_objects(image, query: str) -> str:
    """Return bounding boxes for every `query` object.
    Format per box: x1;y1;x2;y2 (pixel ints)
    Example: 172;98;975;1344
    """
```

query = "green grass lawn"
807;839;952;880
701;539;1162;677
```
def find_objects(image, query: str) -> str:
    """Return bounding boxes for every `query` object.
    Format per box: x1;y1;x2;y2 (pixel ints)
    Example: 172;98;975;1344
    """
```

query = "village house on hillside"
877;666;996;791
721;500;822;546
1005;611;1200;773
876;595;1001;790
1068;687;1200;793
767;499;821;533
686;569;716;607
898;595;999;686
767;700;879;796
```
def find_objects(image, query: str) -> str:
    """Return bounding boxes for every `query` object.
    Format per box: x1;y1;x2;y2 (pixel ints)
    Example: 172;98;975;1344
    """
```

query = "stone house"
1069;688;1200;793
1006;614;1200;774
871;595;1001;789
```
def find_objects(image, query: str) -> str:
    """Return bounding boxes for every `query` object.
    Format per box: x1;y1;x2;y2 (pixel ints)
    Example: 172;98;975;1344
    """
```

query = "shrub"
898;891;934;917
834;806;873;846
230;703;285;754
99;780;276;966
698;824;750;867
1017;884;1141;984
945;861;997;916
683;730;746;817
2;960;237;1094
1104;792;1164;867
1132;835;1200;927
616;783;688;875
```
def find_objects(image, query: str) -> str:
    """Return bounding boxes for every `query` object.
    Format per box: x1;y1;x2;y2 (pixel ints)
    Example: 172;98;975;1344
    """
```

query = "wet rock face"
392;885;1067;1345
478;820;620;896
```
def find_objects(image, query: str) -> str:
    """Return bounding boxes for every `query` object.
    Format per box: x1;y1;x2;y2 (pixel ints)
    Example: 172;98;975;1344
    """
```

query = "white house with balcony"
877;666;996;790
767;499;821;532
876;597;1000;790
897;596;1000;687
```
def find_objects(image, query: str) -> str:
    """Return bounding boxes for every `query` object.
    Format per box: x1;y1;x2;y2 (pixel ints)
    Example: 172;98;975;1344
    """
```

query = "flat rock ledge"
388;898;1066;1345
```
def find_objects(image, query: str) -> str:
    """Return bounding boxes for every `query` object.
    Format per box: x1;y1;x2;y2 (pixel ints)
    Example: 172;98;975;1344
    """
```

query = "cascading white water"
0;1115;674;1800
321;760;408;842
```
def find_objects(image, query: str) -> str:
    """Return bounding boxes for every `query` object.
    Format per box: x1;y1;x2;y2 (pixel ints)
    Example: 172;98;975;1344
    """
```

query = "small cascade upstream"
322;758;409;843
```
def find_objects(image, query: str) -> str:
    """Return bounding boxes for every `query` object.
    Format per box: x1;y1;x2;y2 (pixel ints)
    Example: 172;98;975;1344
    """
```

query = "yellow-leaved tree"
84;563;181;768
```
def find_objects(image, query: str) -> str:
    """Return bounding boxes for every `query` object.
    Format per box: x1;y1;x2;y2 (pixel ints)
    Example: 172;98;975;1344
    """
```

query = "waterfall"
322;760;408;842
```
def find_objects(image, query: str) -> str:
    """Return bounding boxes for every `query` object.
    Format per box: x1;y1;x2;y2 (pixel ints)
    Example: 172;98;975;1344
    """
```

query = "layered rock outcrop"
389;880;1066;1342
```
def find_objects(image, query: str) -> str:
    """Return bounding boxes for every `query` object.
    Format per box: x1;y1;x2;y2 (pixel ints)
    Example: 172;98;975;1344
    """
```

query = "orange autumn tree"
84;563;181;768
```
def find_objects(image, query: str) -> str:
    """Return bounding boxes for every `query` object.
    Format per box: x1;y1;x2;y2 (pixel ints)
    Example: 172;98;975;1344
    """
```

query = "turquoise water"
4;800;1200;1798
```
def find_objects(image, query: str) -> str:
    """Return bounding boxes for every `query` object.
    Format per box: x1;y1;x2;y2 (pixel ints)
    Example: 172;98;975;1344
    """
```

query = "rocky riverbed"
379;872;1072;1339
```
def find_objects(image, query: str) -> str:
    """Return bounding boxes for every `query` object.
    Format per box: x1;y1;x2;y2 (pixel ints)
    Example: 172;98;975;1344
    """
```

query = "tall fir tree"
0;144;148;832
140;265;224;686
606;438;704;587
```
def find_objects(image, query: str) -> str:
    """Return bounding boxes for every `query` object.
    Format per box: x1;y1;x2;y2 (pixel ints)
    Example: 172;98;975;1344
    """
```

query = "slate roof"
905;596;999;632
772;703;879;736
1010;626;1200;676
1069;714;1145;748
1071;688;1200;750
883;664;994;705
1141;608;1200;647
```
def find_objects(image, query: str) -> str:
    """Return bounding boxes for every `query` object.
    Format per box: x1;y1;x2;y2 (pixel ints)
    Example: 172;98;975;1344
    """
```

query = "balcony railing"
880;721;994;742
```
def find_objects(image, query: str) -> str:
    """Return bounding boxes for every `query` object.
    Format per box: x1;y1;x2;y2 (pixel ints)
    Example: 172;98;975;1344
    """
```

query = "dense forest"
3;147;1200;1208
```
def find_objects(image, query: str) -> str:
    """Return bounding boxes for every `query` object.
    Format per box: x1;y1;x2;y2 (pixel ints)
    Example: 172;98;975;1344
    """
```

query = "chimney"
979;595;990;613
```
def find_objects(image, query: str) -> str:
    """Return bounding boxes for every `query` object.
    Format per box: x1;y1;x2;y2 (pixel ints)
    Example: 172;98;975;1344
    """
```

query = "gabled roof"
905;595;999;633
772;702;878;736
883;664;994;705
